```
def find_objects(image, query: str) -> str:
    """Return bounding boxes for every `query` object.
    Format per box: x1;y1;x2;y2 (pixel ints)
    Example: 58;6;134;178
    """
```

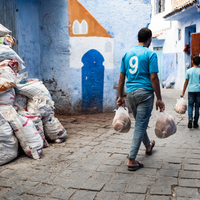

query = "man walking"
117;28;165;171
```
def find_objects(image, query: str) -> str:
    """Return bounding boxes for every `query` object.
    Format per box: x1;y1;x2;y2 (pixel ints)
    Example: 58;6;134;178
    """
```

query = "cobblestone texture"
1;89;200;200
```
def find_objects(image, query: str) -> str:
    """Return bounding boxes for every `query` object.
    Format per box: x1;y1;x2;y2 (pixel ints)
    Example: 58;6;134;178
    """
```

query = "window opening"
155;0;165;14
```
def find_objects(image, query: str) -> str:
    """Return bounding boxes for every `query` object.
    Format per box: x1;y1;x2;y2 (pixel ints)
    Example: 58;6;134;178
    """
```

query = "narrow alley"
0;88;200;200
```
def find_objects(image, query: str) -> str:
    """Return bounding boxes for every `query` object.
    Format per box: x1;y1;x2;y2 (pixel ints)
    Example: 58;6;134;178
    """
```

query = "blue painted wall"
163;53;178;82
38;0;71;114
78;0;152;85
16;0;41;79
7;0;152;114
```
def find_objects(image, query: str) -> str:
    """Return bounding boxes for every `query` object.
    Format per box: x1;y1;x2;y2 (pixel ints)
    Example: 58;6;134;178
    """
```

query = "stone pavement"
1;89;200;200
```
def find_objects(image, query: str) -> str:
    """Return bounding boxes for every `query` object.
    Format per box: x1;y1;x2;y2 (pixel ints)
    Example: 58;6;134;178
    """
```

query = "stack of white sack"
0;25;20;164
0;24;44;163
112;107;131;133
15;79;67;143
5;106;43;159
0;112;18;165
155;111;177;139
174;98;187;114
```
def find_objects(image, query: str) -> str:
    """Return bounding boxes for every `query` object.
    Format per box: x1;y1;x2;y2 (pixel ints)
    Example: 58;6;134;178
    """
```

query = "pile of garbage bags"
0;24;67;165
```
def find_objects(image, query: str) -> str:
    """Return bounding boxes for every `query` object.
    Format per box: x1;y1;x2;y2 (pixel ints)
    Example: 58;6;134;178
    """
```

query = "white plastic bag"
13;94;27;111
43;114;67;143
27;95;54;117
0;88;15;106
155;111;177;139
0;60;24;73
15;79;53;102
0;105;10;118
0;24;11;37
112;107;131;133
0;112;18;165
5;106;43;159
0;65;16;94
0;45;25;70
24;115;49;148
174;98;187;114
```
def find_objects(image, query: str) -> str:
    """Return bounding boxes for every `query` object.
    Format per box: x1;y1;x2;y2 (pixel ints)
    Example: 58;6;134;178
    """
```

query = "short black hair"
193;55;200;66
138;28;152;43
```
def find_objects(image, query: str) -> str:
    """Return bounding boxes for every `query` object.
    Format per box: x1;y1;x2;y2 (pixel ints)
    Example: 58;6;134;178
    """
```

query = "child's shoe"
188;119;193;128
193;121;199;128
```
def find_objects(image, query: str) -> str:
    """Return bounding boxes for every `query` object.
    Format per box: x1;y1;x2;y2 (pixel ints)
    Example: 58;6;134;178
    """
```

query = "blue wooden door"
81;49;104;114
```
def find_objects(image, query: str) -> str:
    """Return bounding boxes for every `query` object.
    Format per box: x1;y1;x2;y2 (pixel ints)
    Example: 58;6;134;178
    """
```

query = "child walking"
181;55;200;128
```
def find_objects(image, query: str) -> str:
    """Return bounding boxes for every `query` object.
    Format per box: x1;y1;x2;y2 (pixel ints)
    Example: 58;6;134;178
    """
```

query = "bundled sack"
155;111;177;139
15;79;53;103
13;94;27;111
174;98;187;114
0;88;15;106
27;95;54;117
0;60;24;73
43;114;67;143
5;106;43;159
0;112;18;165
24;115;49;148
0;24;11;37
0;105;10;118
0;65;16;94
112;107;131;133
0;44;25;70
0;35;15;47
16;71;28;84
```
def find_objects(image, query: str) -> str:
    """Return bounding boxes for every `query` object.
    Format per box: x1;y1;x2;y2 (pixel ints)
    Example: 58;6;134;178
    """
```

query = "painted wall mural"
68;0;115;114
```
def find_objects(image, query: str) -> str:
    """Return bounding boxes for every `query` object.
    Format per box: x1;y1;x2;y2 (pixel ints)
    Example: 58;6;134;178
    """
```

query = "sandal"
128;161;144;171
146;140;155;155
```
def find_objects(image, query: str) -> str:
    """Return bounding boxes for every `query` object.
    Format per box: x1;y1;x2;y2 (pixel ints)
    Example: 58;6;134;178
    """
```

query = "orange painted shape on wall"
68;0;112;38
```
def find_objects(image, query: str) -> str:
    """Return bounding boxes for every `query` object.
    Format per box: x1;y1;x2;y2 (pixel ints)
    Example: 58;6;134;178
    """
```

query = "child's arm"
180;79;189;97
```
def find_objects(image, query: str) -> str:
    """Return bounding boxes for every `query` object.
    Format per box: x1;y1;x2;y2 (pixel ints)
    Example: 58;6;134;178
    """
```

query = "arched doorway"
81;49;105;113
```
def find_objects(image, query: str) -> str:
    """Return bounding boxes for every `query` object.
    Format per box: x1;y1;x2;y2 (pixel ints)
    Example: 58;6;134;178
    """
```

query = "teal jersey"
120;46;158;93
186;67;200;92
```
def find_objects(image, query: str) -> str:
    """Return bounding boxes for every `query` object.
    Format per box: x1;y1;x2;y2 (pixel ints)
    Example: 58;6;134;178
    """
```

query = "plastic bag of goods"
0;65;16;94
0;35;15;47
43;114;67;143
27;95;54;117
155;111;177;139
15;79;53;103
23;114;49;148
0;88;15;106
0;60;24;73
13;94;27;111
0;24;11;37
0;112;18;165
174;98;187;114
5;106;43;159
112;107;131;133
0;44;25;70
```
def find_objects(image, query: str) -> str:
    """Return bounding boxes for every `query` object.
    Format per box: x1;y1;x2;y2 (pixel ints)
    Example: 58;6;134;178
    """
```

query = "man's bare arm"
180;79;189;97
117;72;126;107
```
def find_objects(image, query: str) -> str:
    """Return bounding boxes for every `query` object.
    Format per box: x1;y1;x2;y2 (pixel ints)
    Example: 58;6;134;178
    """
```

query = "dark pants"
188;92;200;123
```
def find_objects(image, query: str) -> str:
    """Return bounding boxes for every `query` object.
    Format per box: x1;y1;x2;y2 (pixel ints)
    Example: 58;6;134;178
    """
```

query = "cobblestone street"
1;89;200;200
